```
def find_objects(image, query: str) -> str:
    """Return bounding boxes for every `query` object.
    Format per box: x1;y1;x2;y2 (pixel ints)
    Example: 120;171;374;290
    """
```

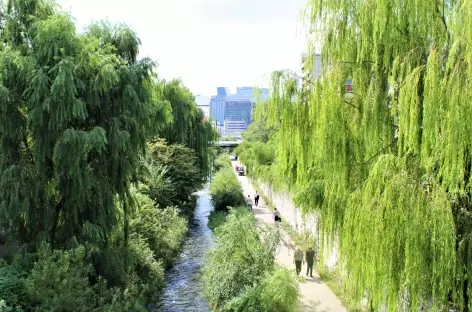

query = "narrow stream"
155;186;214;312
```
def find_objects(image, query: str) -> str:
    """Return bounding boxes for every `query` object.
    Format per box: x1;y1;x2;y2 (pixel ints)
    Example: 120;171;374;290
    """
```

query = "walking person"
246;195;253;211
305;247;315;277
273;208;281;223
293;247;304;275
254;192;260;206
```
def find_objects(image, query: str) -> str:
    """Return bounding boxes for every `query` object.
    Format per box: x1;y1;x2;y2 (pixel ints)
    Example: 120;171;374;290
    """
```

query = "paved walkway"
234;161;347;312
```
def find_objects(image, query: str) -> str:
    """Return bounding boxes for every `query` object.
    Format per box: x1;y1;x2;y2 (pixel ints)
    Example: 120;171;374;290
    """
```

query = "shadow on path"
297;299;333;312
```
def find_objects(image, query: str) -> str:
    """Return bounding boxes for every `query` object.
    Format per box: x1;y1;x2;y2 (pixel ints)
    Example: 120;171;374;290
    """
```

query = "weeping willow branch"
435;4;450;44
361;138;397;166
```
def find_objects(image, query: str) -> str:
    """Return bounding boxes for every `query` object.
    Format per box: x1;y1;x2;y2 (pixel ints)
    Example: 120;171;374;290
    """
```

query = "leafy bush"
130;189;187;268
0;300;14;312
23;245;104;311
258;267;299;312
207;211;228;231
209;168;246;211
0;265;25;308
144;139;204;208
214;154;232;171
126;235;165;301
202;208;299;310
222;267;299;312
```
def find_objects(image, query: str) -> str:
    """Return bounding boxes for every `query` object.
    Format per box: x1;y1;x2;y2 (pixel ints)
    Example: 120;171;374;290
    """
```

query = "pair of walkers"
293;247;316;277
246;192;260;210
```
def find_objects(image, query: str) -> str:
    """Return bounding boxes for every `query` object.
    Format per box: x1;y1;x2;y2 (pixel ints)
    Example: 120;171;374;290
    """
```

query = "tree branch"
435;4;450;44
361;138;397;166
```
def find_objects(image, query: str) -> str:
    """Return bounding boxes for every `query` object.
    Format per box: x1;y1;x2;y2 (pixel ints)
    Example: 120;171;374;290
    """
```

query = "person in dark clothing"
254;192;260;206
305;247;315;277
273;208;281;222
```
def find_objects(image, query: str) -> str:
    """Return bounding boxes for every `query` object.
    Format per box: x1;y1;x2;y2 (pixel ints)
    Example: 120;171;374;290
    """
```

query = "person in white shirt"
246;195;253;211
273;208;281;222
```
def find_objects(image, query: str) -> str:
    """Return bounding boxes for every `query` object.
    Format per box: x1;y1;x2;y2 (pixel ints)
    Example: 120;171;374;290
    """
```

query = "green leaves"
202;208;299;311
209;168;246;212
0;1;159;248
239;0;472;309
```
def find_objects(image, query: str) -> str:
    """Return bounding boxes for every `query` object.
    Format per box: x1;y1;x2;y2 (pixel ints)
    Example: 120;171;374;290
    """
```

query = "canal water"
155;186;214;312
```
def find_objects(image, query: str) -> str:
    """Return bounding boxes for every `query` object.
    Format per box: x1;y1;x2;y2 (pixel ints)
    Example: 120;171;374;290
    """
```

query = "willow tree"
0;2;158;249
240;0;472;310
160;79;217;178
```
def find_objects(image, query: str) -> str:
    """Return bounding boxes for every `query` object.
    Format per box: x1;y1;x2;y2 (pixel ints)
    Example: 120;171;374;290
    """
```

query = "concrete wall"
256;179;339;270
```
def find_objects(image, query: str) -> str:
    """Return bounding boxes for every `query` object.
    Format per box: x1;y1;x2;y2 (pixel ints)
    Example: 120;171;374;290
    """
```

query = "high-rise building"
209;86;269;137
302;53;352;93
224;120;247;138
195;95;210;118
210;87;230;125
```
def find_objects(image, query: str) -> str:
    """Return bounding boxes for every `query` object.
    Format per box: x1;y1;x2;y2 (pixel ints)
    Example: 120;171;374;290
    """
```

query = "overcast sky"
57;0;308;96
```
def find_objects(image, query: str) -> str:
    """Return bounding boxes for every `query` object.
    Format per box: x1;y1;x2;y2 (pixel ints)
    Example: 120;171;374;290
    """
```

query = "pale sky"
57;0;308;96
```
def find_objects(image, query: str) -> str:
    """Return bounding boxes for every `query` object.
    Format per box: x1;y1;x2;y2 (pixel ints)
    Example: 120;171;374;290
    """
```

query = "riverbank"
234;161;346;312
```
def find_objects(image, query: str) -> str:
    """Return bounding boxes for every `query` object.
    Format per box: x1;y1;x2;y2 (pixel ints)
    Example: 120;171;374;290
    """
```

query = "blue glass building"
210;86;269;136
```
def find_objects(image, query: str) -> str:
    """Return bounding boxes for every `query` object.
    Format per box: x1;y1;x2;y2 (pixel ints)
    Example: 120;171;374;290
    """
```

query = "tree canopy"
238;0;472;310
0;1;216;310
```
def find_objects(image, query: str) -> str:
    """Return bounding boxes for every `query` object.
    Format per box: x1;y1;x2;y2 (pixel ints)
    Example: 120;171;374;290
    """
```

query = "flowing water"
155;186;214;312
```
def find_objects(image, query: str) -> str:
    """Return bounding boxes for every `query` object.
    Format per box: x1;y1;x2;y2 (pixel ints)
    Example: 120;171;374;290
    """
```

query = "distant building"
224;120;247;138
302;53;352;93
195;95;211;118
209;86;269;136
210;87;230;125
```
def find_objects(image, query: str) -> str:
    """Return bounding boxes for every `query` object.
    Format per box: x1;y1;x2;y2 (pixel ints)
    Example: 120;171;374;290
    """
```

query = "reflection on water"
155;186;214;312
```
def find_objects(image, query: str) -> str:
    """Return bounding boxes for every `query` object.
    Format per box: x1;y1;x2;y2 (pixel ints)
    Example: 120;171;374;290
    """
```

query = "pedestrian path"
234;162;347;312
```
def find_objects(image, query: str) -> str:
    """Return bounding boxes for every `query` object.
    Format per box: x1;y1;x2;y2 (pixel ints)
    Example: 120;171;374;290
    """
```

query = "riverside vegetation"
0;1;217;310
202;155;300;312
236;0;472;310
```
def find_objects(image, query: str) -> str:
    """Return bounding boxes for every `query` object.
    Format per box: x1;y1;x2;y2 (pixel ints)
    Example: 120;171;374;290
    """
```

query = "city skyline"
208;86;269;137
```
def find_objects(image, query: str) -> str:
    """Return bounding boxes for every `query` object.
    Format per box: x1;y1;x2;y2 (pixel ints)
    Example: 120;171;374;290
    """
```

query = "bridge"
214;141;242;148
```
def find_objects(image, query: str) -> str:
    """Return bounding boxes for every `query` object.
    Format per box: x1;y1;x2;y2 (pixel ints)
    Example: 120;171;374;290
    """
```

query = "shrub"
222;267;299;312
258;267;299;312
91;236;165;305
207;211;228;231
0;265;25;308
144;140;204;207
23;245;101;311
130;189;188;268
0;300;14;312
201;208;298;310
214;153;232;171
127;235;165;301
209;168;246;211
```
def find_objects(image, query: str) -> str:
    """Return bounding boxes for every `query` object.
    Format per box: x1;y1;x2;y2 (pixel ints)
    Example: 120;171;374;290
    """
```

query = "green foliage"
207;211;228;231
23;246;101;311
238;0;472;309
222;268;299;312
0;1;215;311
214;153;232;171
257;267;299;312
209;168;246;211
202;208;299;311
143;139;203;209
0;265;24;308
130;189;187;268
0;1;156;249
159;79;217;178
